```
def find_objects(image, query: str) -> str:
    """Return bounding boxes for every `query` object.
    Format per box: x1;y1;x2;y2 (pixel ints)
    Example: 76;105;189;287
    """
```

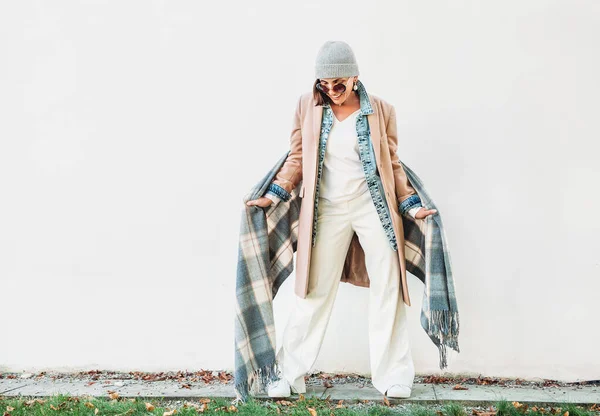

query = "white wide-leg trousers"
275;189;415;395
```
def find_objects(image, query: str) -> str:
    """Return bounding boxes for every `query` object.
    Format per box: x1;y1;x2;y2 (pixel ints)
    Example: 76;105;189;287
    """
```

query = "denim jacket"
265;80;422;251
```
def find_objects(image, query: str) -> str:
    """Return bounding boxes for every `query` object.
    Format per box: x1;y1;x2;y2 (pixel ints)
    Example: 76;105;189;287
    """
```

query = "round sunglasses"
316;78;351;95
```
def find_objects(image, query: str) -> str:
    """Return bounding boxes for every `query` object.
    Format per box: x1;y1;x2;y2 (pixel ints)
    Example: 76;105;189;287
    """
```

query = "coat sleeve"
385;104;423;216
262;95;303;202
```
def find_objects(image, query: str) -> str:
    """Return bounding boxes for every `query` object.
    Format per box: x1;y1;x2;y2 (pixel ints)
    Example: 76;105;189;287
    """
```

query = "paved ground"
1;373;599;405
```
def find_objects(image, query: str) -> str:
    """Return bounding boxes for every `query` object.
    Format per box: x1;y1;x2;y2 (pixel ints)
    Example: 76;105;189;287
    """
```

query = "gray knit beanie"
314;40;359;79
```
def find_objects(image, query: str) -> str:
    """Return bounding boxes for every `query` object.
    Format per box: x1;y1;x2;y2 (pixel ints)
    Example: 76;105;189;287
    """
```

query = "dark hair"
312;79;331;106
312;78;358;106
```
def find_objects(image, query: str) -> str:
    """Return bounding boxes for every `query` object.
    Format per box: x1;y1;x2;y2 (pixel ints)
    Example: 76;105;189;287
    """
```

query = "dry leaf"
163;409;177;416
145;402;155;411
108;390;120;400
323;380;333;388
228;405;238;412
6;407;14;412
84;402;95;409
383;396;390;407
453;384;469;390
307;407;317;416
24;398;45;406
95;409;99;415
200;398;211;404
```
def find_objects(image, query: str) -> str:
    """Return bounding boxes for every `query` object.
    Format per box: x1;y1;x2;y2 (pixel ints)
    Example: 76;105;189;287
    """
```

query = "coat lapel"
367;101;381;169
311;103;322;156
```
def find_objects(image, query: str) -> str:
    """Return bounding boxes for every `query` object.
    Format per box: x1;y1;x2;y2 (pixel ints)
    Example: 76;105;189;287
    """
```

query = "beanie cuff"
315;63;359;79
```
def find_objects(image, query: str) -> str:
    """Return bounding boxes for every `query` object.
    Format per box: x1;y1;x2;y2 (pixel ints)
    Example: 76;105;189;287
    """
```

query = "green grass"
0;395;598;416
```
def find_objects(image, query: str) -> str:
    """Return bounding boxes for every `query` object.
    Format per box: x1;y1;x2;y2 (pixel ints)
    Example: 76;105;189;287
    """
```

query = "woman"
245;41;437;399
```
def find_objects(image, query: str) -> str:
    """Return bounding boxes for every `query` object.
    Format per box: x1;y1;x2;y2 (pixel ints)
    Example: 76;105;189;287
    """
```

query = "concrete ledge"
1;379;599;405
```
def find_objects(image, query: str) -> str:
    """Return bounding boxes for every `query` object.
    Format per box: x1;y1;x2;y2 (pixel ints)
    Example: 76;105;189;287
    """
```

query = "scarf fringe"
427;310;461;369
234;359;280;404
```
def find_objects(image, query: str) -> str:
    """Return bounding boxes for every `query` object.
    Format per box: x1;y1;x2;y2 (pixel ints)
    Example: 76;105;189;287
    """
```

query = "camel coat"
270;91;420;307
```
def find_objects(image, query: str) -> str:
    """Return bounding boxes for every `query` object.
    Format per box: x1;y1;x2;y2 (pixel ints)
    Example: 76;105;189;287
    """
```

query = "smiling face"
316;76;358;105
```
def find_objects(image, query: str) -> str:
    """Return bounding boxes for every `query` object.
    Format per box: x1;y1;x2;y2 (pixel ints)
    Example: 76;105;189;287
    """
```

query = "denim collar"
323;79;374;116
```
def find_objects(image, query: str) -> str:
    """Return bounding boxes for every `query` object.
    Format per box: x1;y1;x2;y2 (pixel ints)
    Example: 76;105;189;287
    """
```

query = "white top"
319;108;369;203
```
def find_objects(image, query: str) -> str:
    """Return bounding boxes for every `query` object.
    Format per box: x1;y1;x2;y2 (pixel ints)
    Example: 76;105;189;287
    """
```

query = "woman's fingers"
246;197;273;207
415;207;438;219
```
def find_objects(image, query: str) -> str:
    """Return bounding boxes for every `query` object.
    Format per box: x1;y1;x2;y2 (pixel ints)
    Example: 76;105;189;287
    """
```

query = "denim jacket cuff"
266;182;292;202
398;194;422;216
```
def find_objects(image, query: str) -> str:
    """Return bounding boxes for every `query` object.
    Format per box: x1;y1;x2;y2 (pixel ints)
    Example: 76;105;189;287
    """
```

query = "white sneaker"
385;384;412;398
267;378;291;398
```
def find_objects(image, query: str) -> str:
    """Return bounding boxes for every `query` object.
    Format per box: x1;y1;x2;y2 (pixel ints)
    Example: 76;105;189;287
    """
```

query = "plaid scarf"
234;152;460;403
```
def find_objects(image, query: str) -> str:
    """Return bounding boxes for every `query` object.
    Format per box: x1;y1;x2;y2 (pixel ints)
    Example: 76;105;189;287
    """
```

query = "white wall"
1;1;599;381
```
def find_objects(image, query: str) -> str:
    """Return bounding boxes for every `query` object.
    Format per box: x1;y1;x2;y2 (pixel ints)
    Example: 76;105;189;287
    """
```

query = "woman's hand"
414;207;438;219
246;197;273;207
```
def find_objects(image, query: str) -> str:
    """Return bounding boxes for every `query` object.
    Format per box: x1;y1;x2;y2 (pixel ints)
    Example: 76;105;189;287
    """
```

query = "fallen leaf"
24;398;45;406
163;409;177;416
307;407;317;416
383;396;390;407
145;402;155;411
453;384;469;390
472;411;496;416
